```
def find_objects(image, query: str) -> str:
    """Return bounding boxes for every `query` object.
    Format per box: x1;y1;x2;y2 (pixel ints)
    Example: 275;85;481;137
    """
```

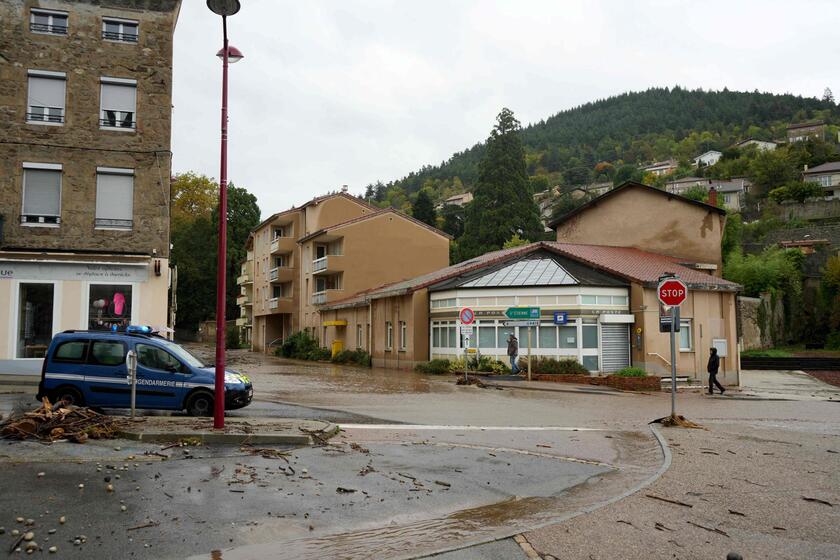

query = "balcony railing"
313;257;328;273
100;111;136;129
21;214;60;226
27;107;64;124
30;22;67;35
270;267;279;282
95;218;132;229
102;30;138;42
312;292;327;305
269;297;279;310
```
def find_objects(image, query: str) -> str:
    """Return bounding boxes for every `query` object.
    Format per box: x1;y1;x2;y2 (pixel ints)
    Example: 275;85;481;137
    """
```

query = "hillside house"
732;138;777;152
641;159;678;177
693;150;722;167
787;121;825;143
803;161;840;199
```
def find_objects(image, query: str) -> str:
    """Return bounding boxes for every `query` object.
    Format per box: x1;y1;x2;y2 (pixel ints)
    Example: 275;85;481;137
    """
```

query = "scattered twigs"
686;521;729;537
645;494;693;508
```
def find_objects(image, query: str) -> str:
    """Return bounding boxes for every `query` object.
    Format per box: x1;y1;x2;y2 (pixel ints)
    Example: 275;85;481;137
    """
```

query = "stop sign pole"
658;274;688;418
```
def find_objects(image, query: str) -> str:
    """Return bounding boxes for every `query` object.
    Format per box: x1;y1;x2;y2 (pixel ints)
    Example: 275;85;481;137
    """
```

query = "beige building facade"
241;191;450;353
0;0;180;375
550;181;727;272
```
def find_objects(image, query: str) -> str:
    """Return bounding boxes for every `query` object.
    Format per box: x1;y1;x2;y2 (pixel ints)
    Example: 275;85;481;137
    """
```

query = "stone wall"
738;293;785;350
766;199;840;222
0;0;179;257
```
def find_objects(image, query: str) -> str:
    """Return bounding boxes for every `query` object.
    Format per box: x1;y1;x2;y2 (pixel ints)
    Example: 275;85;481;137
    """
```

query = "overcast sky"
171;0;839;218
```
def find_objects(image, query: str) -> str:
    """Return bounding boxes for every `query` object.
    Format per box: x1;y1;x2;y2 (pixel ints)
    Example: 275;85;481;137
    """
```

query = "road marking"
338;424;603;431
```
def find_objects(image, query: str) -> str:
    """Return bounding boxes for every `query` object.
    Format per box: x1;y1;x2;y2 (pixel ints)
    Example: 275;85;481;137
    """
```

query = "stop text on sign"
658;278;688;307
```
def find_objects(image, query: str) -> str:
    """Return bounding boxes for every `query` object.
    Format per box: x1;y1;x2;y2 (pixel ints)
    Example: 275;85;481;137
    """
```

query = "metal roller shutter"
600;324;630;372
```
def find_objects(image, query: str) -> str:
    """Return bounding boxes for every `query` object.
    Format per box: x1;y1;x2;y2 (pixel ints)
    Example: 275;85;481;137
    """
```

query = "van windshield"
157;339;206;368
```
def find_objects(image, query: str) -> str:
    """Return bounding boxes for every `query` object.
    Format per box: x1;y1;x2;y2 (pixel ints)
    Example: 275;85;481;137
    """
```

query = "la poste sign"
658;278;688;307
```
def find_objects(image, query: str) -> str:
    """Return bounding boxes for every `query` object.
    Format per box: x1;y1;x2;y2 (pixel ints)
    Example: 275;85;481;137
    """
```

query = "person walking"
507;333;520;374
707;347;725;395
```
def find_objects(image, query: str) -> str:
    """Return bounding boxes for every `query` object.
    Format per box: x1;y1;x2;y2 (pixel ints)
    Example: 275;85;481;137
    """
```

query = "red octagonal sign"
658;278;688;307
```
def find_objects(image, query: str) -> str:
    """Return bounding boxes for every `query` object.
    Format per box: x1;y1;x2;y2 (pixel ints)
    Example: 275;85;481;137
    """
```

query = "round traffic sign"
658;278;688;307
459;307;475;325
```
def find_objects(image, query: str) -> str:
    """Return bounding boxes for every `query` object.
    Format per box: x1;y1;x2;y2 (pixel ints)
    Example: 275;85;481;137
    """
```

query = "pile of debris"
1;399;123;443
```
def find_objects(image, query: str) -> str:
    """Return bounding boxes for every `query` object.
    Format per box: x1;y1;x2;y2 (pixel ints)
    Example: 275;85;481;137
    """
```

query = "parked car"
36;327;252;416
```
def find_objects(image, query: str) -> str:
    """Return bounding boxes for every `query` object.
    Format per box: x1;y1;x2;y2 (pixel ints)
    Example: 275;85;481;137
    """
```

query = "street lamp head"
206;0;241;16
216;45;244;63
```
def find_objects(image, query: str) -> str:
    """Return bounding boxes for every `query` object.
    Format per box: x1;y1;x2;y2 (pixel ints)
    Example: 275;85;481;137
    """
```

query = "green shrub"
332;349;372;367
614;367;648;378
823;333;840;351
415;359;452;374
520;357;589;375
225;324;240;350
279;331;330;361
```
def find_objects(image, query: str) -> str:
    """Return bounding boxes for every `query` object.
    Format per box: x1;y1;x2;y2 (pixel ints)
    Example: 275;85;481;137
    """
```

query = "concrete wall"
555;185;726;270
766;199;840;222
738;293;784;350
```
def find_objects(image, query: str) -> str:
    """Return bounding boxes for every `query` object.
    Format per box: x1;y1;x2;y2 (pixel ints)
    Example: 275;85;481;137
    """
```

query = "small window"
612;295;628;305
89;341;126;366
596;296;612;305
54;341;88;363
102;18;138;43
386;321;393;350
30;9;68;35
679;320;692;351
582;355;599;371
100;78;137;130
582;325;599;349
356;324;363;349
95;168;134;229
399;321;407;350
136;343;182;373
27;71;66;124
21;164;62;226
581;295;597;305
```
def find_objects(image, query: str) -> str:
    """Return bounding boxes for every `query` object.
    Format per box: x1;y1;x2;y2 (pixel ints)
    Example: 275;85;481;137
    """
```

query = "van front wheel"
186;392;214;417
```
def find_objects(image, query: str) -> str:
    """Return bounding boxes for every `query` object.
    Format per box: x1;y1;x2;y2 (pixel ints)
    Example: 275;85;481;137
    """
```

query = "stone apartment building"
0;0;181;375
786;120;825;143
241;191;451;352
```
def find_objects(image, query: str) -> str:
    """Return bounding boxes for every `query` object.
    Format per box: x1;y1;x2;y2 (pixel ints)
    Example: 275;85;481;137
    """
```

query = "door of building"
600;324;630;372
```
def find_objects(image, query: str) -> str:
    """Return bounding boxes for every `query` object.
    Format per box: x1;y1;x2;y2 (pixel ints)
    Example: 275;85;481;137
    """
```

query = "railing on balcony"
313;257;328;273
312;291;327;305
269;298;279;310
270;267;279;281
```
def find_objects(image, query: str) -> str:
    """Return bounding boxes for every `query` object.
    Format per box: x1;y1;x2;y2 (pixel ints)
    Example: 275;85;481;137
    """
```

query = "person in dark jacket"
707;347;725;395
507;334;520;374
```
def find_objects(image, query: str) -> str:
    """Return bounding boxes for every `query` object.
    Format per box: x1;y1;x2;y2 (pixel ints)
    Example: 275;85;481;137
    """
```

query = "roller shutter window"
100;78;136;129
27;72;66;124
22;164;62;225
600;324;630;373
95;168;134;229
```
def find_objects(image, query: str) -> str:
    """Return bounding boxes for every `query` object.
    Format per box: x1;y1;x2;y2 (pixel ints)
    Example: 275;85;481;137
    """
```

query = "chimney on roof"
708;187;718;207
341;184;348;193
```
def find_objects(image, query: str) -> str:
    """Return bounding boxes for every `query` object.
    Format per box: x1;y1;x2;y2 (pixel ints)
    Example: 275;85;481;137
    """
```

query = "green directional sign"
505;307;540;320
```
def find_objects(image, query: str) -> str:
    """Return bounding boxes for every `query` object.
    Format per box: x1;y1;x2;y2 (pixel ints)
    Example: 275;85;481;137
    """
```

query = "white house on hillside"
732;138;777;152
803;161;840;199
693;150;722;167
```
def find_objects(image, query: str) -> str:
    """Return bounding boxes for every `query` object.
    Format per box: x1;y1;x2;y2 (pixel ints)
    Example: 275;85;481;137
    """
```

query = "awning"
599;314;635;324
322;320;347;327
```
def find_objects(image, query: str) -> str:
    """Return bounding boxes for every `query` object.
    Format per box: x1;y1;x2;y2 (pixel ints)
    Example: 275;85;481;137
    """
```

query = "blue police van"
36;327;252;416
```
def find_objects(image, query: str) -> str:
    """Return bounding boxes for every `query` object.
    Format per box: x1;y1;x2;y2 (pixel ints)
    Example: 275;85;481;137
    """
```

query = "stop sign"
658;278;688;307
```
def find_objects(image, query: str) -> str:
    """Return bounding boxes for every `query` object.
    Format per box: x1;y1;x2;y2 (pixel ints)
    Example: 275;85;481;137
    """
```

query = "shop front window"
582;325;599;349
88;284;132;331
582;355;599;371
17;283;54;358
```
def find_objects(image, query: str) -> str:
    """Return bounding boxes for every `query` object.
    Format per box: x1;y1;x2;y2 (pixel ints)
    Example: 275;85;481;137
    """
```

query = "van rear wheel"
52;386;84;407
186;392;214;417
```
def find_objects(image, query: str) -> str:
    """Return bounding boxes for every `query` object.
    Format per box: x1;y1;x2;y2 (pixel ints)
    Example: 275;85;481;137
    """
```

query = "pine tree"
823;87;835;104
459;108;543;260
411;190;437;226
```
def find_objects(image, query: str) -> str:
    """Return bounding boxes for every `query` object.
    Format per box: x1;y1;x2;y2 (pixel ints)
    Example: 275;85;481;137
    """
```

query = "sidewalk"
737;369;840;401
116;416;339;445
479;376;627;396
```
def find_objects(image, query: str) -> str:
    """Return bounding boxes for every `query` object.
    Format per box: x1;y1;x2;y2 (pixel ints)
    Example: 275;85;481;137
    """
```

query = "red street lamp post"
206;0;243;429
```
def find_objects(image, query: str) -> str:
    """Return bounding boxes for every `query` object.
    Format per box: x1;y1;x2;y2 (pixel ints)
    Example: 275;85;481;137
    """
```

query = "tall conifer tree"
411;190;437;226
459;108;543;260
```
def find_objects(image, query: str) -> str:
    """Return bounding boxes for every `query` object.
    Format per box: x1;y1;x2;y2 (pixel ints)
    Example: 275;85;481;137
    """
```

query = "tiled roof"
296;207;452;244
545;243;739;290
252;192;375;234
787;120;825;130
803;161;840;174
320;241;739;310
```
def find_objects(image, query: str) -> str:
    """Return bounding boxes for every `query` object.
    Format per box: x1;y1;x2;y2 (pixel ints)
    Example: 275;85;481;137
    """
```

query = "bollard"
126;350;138;420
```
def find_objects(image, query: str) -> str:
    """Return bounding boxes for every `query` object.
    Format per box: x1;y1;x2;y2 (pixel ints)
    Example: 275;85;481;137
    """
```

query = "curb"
116;421;340;446
482;381;623;396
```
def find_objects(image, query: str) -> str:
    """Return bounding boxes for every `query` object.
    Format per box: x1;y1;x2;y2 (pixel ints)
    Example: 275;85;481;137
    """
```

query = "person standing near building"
507;334;520;374
707;347;725;395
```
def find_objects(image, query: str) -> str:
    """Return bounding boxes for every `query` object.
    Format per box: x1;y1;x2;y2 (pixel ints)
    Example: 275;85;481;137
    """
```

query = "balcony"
235;317;251;327
312;254;344;275
311;290;343;306
312;292;327;305
269;266;295;283
237;271;252;285
270;236;296;255
268;297;294;314
236;295;252;306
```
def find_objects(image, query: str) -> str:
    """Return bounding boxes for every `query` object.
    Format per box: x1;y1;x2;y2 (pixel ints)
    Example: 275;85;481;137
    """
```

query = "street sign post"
658;276;688;418
458;308;475;383
502;320;539;327
459;307;475;325
505;307;540;320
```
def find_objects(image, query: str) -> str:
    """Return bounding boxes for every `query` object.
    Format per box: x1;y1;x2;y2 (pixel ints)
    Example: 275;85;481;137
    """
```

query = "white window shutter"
28;76;65;109
101;83;136;113
23;169;61;215
96;173;134;221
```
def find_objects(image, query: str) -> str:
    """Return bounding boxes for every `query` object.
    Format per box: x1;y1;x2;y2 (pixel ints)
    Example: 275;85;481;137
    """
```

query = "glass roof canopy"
459;258;578;288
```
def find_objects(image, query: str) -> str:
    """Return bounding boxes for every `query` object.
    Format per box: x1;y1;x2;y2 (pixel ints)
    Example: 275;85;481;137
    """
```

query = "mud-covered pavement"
2;347;839;559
